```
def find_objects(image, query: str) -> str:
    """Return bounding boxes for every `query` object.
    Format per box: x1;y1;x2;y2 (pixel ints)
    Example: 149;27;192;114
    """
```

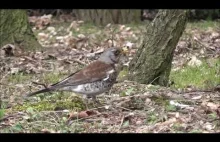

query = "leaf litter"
0;16;220;133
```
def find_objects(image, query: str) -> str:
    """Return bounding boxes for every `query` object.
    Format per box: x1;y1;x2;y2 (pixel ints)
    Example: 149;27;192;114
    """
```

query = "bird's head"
98;47;128;64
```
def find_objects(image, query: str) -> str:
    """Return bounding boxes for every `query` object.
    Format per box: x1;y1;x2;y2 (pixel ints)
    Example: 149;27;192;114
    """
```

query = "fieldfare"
25;47;128;102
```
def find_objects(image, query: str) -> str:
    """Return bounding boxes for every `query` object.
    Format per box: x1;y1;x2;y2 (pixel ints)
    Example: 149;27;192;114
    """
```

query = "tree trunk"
74;9;141;25
0;9;41;51
128;10;188;86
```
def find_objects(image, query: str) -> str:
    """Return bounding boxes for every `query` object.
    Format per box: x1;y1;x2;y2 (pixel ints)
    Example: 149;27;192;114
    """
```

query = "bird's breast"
60;71;117;95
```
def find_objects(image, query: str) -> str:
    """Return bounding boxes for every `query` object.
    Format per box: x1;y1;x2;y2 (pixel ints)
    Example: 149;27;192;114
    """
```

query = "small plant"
11;123;23;132
208;112;217;120
165;104;177;112
146;111;158;124
120;87;134;97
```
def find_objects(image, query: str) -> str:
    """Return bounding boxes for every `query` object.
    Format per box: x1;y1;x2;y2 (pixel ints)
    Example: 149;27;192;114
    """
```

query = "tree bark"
0;9;42;51
74;9;141;25
128;10;189;86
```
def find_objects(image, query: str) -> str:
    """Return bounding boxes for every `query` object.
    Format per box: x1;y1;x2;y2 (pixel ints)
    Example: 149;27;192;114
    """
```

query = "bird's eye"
114;50;121;56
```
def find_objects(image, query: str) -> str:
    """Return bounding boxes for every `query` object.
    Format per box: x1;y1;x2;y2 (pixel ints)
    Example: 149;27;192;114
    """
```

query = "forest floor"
0;15;220;133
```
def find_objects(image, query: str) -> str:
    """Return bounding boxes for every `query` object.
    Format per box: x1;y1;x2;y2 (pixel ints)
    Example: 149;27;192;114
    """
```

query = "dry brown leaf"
68;110;98;120
207;102;219;110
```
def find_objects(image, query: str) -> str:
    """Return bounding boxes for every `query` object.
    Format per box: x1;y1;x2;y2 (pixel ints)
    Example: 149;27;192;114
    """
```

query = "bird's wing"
50;61;115;89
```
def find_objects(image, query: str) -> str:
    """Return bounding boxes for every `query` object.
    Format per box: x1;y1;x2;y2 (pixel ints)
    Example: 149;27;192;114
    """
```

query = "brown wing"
50;61;115;89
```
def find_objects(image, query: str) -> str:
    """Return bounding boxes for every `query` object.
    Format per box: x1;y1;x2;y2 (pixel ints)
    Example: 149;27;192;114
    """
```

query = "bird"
24;47;128;104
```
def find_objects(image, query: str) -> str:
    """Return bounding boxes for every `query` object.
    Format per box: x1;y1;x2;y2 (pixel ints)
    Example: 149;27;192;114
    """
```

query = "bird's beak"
121;46;129;55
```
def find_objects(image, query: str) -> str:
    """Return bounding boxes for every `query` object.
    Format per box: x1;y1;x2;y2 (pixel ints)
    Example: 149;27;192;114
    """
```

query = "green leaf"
165;104;177;112
122;120;130;128
125;88;134;96
12;124;23;132
208;112;217;119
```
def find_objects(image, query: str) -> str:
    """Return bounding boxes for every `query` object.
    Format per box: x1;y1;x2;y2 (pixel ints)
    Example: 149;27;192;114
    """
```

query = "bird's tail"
25;87;52;97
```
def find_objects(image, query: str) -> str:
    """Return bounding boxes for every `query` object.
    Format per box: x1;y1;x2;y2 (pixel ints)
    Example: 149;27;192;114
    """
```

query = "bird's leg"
84;100;89;110
82;95;89;110
91;95;102;106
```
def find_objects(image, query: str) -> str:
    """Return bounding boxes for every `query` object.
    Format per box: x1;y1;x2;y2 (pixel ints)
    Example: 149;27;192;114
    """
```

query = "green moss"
12;96;85;112
170;58;220;89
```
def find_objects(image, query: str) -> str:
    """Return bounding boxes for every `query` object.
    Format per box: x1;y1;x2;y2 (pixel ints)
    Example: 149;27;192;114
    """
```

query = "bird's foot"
82;95;103;110
91;96;103;107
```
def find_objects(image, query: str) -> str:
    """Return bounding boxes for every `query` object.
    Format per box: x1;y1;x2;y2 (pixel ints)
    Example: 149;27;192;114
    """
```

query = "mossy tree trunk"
74;9;141;25
128;10;189;86
0;9;41;51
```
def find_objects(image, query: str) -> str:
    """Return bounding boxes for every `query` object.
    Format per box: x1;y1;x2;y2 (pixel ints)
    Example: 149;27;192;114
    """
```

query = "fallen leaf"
187;56;202;67
203;122;214;131
207;102;219;110
191;95;202;100
68;110;98;120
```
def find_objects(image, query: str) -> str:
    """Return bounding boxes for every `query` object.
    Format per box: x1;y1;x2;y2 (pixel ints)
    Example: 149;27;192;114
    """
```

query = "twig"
67;113;103;126
32;81;48;89
22;56;38;63
110;26;117;47
116;106;133;111
118;115;125;131
72;59;87;66
86;105;108;111
149;76;160;85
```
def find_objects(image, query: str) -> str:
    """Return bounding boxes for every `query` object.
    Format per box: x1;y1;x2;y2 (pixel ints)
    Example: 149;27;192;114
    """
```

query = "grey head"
98;47;123;64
